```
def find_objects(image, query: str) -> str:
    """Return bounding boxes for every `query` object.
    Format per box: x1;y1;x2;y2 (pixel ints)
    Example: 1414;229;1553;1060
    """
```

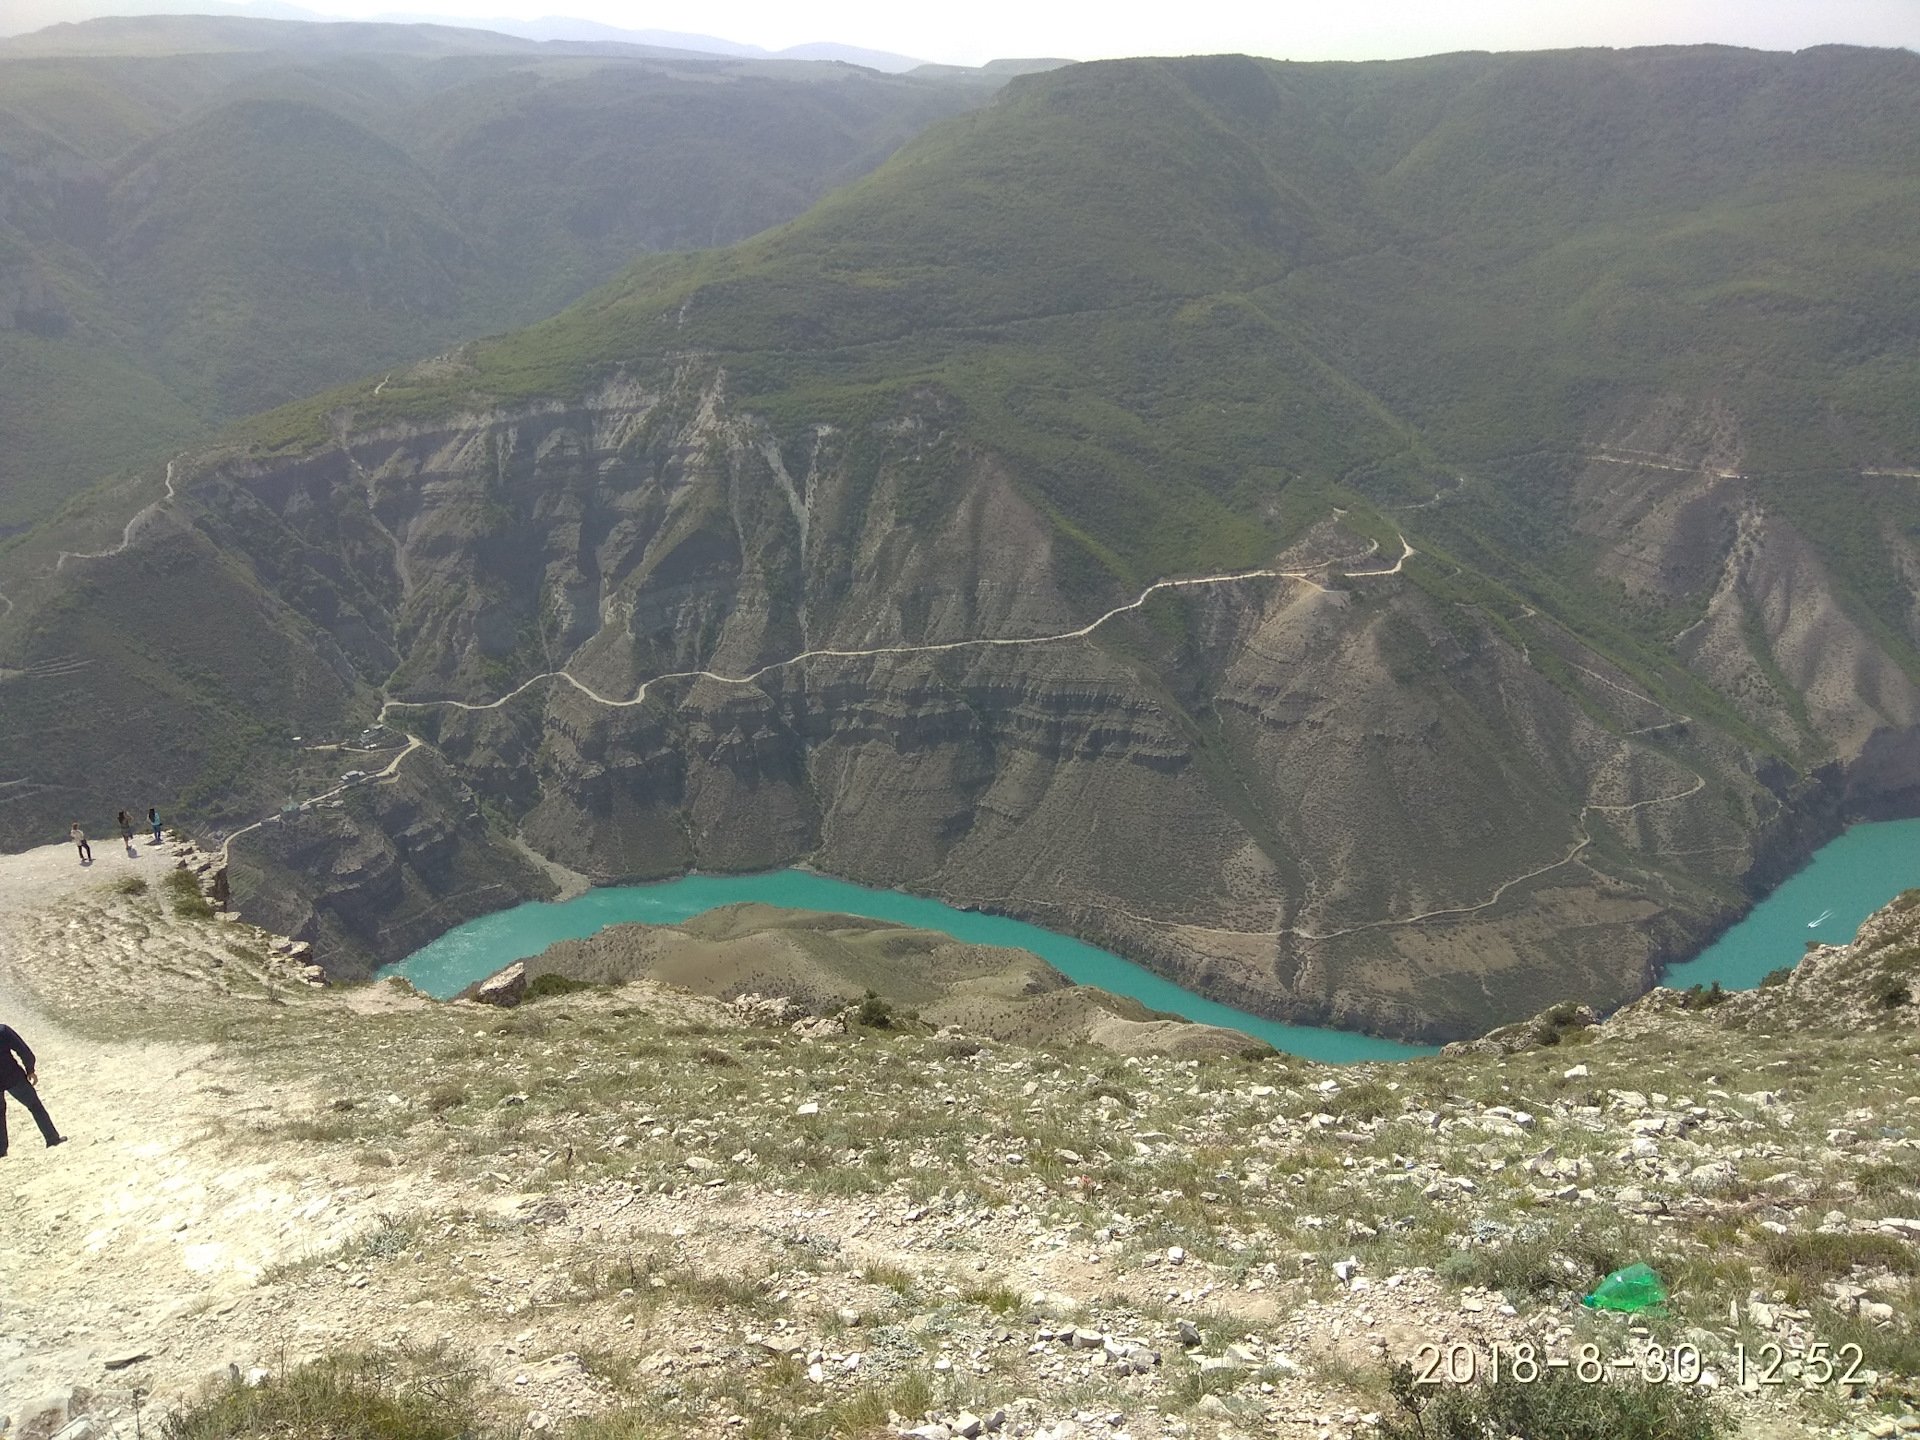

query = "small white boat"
1807;909;1833;928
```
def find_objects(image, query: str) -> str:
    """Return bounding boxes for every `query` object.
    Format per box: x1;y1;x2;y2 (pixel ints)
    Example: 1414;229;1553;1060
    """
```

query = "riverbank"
385;869;1434;1063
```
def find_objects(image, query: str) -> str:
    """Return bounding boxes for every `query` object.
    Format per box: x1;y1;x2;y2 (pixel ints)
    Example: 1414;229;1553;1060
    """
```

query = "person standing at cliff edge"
0;1022;66;1157
148;807;163;844
69;822;90;864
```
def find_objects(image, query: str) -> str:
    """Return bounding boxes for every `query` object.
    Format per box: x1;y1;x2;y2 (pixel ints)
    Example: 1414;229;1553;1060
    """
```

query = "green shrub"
115;874;149;896
1329;1079;1397;1121
1378;1357;1726;1440
1871;976;1913;1009
1436;1233;1626;1300
1759;1230;1917;1282
855;990;895;1029
1760;966;1794;988
1679;981;1727;1011
164;866;215;920
161;1349;479;1439
523;972;596;1002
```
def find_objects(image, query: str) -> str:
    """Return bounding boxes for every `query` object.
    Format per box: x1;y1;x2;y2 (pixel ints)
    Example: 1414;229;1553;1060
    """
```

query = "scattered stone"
731;993;804;1026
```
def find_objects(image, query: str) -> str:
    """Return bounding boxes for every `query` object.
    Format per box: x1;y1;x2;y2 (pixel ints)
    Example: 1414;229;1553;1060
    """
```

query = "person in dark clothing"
69;822;90;864
0;1022;65;1157
118;810;135;844
148;807;163;844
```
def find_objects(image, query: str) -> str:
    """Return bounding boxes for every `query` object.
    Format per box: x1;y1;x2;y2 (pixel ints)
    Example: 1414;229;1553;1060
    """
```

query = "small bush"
1378;1357;1726;1440
1760;1230;1916;1281
115;874;149;896
696;1047;738;1068
523;972;596;1002
360;1214;416;1260
1817;1296;1920;1383
855;990;895;1029
163;866;215;920
424;1082;467;1114
1679;982;1727;1011
1871;976;1912;1009
1530;1001;1594;1046
961;1283;1024;1315
161;1348;478;1439
1437;1233;1626;1300
862;1261;917;1294
1760;966;1794;988
1329;1080;1396;1121
1854;1158;1920;1196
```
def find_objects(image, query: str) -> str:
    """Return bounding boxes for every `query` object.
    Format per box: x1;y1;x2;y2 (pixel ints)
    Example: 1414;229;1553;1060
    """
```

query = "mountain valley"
3;43;1920;1044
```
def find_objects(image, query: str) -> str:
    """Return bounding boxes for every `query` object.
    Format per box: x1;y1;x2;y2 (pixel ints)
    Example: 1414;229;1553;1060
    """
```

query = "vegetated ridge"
4;45;1920;1041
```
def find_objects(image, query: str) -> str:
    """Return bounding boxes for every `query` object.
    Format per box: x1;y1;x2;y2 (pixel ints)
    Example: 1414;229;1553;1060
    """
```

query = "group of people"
68;807;163;863
0;1021;64;1158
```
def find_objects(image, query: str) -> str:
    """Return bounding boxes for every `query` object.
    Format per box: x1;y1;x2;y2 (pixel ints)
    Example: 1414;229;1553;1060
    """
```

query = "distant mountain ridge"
0;0;934;70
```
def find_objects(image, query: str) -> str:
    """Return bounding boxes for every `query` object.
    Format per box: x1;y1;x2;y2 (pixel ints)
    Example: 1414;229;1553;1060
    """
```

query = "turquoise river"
388;819;1920;1064
1664;816;1920;989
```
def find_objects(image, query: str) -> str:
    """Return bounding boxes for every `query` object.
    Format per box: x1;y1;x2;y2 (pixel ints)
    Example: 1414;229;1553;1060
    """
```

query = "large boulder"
473;962;526;1007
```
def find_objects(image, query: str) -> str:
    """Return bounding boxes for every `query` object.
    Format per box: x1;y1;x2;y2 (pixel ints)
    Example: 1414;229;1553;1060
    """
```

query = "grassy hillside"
268;46;1920;596
0;17;994;528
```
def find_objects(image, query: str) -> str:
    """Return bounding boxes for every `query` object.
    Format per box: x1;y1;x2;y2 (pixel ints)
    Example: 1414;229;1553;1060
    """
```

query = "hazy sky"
302;0;1920;65
19;0;1920;65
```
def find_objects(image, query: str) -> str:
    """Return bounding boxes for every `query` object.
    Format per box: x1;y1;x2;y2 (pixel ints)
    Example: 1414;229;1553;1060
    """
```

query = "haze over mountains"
0;14;1010;530
3;28;1919;1042
0;0;936;69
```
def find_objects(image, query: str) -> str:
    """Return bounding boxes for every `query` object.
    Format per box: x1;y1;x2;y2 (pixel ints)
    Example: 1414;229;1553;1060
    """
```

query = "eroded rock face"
227;747;558;980
474;961;526;1007
11;370;1920;1038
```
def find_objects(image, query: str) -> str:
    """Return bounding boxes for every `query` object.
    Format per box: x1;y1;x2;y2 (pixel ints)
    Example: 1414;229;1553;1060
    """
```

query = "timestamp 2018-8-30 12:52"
1406;1339;1873;1388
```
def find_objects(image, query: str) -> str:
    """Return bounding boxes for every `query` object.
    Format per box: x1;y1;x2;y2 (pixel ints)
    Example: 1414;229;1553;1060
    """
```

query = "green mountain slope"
5;45;1920;1041
0;16;995;528
300;47;1919;574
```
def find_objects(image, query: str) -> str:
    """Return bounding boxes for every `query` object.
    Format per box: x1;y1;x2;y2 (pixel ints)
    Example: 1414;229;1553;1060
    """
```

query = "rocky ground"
0;840;1917;1439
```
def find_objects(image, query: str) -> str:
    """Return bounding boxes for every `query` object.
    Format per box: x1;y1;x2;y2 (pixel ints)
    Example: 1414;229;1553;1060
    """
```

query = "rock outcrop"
8;367;1920;1037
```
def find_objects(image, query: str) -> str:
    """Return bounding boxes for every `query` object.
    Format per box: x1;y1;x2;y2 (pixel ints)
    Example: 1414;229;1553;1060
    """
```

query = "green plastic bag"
1581;1262;1668;1312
